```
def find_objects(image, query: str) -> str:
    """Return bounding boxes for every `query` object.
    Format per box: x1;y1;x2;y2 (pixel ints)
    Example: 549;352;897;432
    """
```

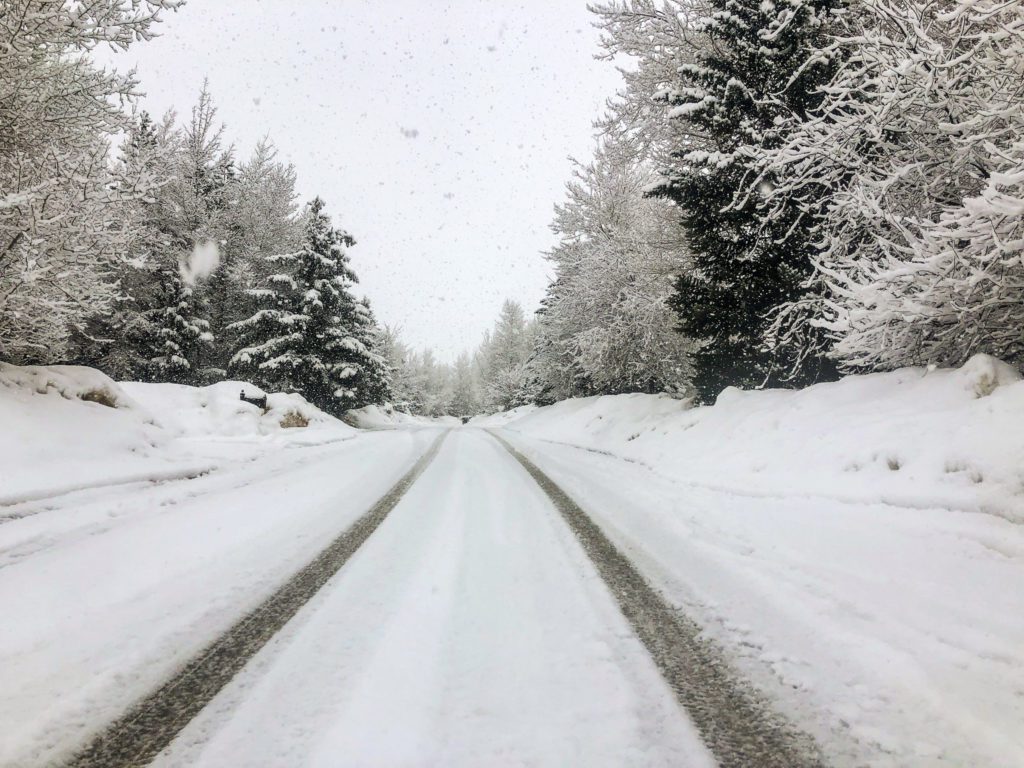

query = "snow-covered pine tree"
477;300;536;412
72;110;214;384
344;298;392;410
229;197;388;415
531;139;694;401
143;274;214;384
374;325;421;413
151;83;238;381
448;352;480;418
653;0;843;402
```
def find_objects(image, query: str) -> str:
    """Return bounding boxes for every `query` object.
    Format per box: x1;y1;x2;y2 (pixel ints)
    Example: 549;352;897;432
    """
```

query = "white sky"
98;0;623;360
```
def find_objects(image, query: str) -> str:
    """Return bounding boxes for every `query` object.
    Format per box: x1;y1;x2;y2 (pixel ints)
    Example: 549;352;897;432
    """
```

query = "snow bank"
0;364;171;505
120;380;349;439
0;365;353;506
469;403;537;427
346;403;460;429
495;354;1024;521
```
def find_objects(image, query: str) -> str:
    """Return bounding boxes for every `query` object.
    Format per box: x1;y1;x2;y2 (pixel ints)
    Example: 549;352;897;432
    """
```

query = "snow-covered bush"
767;0;1024;371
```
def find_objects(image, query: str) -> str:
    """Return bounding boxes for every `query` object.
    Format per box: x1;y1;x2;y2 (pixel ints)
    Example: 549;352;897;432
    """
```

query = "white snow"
120;379;346;441
0;363;354;506
3;358;1023;767
346;403;460;429
0;363;434;767
490;355;1024;766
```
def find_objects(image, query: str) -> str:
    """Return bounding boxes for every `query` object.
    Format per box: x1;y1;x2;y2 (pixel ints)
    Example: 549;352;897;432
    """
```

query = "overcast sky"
98;0;623;360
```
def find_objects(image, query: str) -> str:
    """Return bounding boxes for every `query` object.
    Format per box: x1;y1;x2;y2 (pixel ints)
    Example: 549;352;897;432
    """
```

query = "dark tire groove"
490;430;825;768
65;431;448;768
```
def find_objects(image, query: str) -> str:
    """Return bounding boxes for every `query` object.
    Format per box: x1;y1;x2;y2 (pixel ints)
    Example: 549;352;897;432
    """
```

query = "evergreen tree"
531;140;694;401
152;83;238;381
347;298;393;409
143;273;213;384
654;0;843;402
766;0;1024;372
229;197;388;415
478;300;536;412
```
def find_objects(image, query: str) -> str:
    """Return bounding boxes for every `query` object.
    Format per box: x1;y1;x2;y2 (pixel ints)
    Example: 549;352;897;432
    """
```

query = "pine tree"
449;353;480;418
478;300;536;412
229;197;388;415
345;298;393;409
143;272;214;384
654;0;843;402
531;140;694;401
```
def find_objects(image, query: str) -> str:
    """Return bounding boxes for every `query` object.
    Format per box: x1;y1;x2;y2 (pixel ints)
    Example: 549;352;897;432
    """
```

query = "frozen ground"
2;359;1022;767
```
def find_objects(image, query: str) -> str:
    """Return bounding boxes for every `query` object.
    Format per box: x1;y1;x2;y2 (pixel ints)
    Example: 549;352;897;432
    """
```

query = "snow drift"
483;354;1024;522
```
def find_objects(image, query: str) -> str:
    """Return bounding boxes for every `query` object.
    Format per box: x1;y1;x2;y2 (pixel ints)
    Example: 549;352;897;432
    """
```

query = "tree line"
381;299;536;419
4;0;1021;417
0;2;390;416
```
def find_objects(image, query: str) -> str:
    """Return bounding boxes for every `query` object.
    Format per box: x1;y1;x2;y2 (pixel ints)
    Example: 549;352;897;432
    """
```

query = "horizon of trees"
4;0;1022;418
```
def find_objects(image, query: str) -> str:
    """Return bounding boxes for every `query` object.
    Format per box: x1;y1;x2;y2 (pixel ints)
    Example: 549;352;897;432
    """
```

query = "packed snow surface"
150;430;714;768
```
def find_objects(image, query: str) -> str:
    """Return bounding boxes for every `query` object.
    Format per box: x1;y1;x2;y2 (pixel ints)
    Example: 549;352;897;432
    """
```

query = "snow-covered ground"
0;363;354;507
488;355;1024;766
3;359;1022;767
0;365;438;766
481;353;1024;523
345;403;461;430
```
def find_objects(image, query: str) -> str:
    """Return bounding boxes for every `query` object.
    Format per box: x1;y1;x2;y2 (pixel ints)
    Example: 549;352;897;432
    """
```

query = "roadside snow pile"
120;381;350;439
0;364;353;506
469;403;536;427
494;354;1024;521
346;404;460;429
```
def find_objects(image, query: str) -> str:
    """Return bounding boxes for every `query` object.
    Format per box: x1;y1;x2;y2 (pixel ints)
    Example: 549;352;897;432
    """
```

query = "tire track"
490;429;825;768
64;431;448;768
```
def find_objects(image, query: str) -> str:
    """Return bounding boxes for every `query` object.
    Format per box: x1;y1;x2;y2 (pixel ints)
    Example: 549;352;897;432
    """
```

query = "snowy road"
6;425;813;768
131;429;722;767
